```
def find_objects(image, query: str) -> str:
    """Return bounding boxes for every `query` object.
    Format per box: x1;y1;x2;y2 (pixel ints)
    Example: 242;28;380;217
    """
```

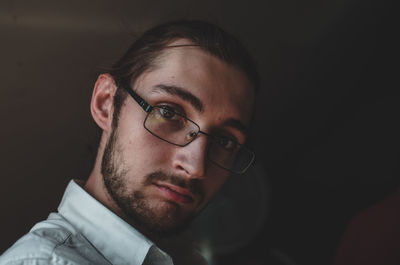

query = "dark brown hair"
109;20;259;124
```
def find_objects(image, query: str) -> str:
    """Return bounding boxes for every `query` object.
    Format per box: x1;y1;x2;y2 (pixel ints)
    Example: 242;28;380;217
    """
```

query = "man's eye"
159;106;178;120
216;137;238;151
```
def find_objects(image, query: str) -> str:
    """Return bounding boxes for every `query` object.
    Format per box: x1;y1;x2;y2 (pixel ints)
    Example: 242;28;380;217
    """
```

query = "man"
0;20;258;265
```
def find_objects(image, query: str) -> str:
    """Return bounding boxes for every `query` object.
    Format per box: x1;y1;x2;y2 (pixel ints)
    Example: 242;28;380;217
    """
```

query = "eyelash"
153;102;242;144
214;131;240;144
155;103;185;116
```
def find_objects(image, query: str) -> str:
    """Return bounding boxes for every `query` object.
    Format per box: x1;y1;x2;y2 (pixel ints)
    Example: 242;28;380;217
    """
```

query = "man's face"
101;42;254;238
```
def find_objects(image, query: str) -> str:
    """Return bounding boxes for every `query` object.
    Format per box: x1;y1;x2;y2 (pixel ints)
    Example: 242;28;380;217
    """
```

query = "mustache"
144;171;204;201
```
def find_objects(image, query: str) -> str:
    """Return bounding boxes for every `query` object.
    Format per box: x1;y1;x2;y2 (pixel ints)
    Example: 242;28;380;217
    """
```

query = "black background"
0;0;398;264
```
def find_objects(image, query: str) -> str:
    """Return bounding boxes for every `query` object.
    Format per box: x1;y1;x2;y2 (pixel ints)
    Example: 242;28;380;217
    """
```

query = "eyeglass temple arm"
122;85;153;113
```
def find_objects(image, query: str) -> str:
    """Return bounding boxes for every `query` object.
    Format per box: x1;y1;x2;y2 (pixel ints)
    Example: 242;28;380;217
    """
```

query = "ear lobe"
90;74;117;131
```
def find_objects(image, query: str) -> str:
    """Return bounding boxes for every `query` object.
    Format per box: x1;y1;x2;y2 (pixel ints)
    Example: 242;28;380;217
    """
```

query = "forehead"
134;41;255;127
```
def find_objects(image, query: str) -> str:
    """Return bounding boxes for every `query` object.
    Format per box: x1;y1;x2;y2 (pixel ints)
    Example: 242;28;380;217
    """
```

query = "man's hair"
109;20;259;125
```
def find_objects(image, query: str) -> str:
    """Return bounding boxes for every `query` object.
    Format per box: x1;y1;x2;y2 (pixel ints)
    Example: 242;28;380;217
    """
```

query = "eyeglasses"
120;84;255;174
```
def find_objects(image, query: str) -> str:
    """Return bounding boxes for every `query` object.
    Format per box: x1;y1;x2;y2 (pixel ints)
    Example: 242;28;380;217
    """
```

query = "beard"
100;125;205;239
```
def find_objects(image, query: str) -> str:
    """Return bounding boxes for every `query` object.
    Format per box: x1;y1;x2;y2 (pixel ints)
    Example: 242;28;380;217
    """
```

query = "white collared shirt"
0;180;174;265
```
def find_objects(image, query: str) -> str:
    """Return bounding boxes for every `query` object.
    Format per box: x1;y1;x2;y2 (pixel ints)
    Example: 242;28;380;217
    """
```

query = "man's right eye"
159;106;178;120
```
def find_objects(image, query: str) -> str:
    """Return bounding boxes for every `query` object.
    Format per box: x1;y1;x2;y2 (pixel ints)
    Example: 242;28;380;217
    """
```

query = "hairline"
111;38;256;129
130;39;255;94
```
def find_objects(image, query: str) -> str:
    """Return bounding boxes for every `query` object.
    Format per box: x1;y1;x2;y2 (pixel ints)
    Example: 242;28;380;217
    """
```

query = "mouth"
153;182;195;205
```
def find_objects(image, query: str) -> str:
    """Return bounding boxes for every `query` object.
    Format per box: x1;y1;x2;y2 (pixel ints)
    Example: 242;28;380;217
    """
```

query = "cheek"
123;131;175;172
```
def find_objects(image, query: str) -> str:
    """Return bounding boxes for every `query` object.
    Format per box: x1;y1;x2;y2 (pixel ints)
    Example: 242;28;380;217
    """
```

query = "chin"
122;197;196;238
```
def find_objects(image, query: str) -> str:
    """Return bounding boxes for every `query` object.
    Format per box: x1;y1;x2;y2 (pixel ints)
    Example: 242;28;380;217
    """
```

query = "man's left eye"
216;137;238;151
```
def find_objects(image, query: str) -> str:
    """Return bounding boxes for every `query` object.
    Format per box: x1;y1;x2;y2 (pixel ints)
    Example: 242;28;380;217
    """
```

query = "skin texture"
84;40;255;242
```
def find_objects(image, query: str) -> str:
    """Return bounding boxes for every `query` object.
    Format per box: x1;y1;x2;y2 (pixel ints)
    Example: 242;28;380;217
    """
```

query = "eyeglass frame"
117;81;255;174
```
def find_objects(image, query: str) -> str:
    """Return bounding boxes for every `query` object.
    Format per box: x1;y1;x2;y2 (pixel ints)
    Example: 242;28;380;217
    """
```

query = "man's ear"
90;74;117;132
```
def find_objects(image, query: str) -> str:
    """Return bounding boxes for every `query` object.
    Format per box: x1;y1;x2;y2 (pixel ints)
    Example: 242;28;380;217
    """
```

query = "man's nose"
171;135;208;179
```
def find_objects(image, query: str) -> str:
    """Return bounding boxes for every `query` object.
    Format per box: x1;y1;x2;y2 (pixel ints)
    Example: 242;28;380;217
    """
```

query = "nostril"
176;164;189;174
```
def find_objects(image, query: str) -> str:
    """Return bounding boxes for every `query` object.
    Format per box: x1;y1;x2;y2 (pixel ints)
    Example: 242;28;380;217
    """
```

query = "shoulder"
0;226;72;265
0;215;105;265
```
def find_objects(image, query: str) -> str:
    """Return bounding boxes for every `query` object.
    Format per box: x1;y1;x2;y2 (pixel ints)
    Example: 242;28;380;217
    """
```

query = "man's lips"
153;182;195;204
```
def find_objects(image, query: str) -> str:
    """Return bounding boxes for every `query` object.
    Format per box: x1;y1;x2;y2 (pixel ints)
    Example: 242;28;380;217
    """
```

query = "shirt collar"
58;180;162;265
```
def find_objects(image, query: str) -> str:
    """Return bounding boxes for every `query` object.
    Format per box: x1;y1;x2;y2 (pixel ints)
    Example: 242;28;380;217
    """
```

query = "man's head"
86;20;258;240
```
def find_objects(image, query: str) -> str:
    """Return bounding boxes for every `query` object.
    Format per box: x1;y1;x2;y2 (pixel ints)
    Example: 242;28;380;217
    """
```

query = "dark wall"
0;0;397;264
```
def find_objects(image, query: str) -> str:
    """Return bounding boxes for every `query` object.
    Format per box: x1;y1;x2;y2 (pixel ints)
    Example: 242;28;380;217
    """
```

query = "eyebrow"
221;118;248;135
152;84;204;113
